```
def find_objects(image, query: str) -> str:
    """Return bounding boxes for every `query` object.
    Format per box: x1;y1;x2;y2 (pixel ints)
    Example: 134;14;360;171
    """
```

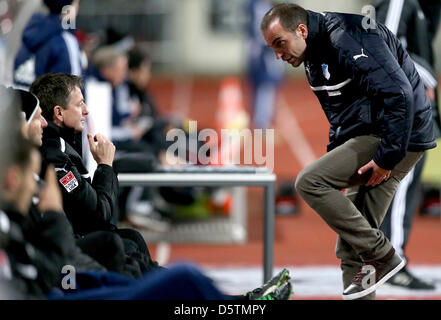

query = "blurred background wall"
1;0;441;82
80;0;441;76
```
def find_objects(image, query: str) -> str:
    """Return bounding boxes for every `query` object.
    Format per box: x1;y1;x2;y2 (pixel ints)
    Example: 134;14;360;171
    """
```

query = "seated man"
15;86;130;276
89;46;151;151
127;46;175;157
0;86;293;300
30;73;159;276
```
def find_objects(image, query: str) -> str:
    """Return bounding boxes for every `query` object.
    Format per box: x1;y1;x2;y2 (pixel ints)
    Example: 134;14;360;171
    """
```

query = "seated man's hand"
87;133;116;167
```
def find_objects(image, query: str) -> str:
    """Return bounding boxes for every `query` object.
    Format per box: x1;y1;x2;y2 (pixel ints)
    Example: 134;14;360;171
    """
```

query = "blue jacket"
304;11;436;170
14;13;82;88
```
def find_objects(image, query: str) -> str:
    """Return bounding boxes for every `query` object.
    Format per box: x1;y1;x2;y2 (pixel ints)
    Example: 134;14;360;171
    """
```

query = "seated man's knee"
104;232;125;254
116;228;150;256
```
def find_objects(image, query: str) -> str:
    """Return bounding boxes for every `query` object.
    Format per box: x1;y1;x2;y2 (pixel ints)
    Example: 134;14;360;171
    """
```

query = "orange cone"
216;77;249;131
212;77;250;166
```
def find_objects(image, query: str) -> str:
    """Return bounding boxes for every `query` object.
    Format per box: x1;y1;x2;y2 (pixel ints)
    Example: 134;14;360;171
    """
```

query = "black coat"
374;0;441;138
0;203;107;299
0;205;68;298
27;203;107;273
40;121;119;235
304;11;436;170
39;122;160;277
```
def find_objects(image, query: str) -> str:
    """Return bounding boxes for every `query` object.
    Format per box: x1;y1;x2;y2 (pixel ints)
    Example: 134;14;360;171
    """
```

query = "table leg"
263;181;275;282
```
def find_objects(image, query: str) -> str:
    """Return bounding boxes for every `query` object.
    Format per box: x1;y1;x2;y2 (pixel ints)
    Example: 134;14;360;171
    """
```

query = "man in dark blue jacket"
13;0;82;89
261;3;436;299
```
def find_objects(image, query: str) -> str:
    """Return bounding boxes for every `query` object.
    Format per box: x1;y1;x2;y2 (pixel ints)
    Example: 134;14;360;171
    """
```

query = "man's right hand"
87;133;116;167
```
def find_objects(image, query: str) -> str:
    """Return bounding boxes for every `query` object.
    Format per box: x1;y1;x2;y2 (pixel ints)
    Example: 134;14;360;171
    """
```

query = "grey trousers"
295;135;423;299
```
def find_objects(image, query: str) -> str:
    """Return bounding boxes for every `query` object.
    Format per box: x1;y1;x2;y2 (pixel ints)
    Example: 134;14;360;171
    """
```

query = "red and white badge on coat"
59;171;79;193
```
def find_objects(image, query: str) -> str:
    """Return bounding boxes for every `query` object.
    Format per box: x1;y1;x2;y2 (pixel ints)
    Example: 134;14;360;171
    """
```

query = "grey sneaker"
245;268;291;300
343;248;405;300
387;267;435;290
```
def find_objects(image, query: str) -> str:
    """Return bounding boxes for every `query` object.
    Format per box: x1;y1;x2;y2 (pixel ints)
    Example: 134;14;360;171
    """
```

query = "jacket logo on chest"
353;49;368;61
59;171;79;193
321;64;330;80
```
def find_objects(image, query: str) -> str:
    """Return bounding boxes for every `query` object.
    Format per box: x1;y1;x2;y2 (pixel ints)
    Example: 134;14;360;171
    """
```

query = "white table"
118;167;276;282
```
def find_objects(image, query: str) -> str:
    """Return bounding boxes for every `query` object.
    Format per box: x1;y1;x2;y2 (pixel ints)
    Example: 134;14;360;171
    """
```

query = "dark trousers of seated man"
48;264;229;300
76;228;160;278
76;231;126;275
114;228;162;276
295;135;423;299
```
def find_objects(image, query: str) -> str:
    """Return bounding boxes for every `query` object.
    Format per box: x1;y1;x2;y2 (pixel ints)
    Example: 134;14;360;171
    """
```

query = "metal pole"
263;180;275;282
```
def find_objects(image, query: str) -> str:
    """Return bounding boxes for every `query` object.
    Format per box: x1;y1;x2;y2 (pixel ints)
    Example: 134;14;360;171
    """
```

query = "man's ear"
297;24;308;39
53;106;64;123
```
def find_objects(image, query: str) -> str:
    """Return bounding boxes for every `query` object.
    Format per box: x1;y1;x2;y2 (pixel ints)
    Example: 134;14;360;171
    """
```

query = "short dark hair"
260;3;308;34
43;0;74;14
128;47;151;71
29;73;83;121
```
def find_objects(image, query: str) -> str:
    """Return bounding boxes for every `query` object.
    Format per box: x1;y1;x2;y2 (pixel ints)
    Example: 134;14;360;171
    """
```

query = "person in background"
246;0;285;129
14;0;82;89
127;46;174;158
86;45;172;232
374;0;440;290
89;46;148;149
121;46;183;231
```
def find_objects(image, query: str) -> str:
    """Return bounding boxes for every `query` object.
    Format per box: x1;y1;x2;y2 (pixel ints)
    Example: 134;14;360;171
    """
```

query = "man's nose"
40;116;48;129
82;105;89;116
275;51;283;60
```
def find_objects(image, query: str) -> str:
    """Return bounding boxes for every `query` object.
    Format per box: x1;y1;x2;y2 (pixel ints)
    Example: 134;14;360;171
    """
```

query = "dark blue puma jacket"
304;11;436;169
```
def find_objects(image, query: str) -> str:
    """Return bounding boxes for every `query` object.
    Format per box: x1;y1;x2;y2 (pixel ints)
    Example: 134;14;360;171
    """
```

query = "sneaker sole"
342;259;405;300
